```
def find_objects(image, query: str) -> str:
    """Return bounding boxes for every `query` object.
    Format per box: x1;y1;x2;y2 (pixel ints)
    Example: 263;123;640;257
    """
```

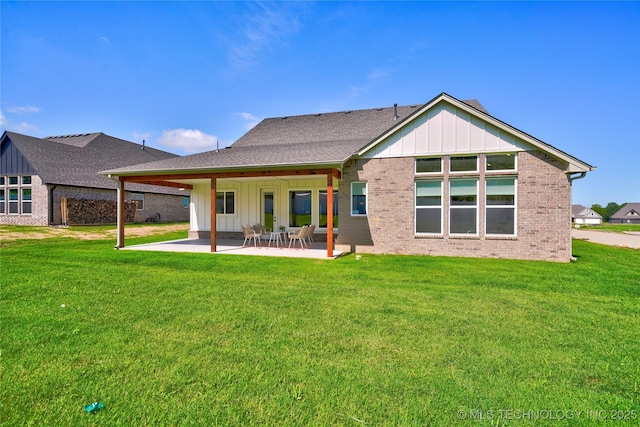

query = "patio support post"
327;172;334;258
210;175;217;252
116;177;125;249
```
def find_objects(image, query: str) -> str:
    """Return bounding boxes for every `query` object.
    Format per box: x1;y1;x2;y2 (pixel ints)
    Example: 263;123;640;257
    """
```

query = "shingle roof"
102;104;425;174
610;203;640;219
571;204;602;219
2;131;183;193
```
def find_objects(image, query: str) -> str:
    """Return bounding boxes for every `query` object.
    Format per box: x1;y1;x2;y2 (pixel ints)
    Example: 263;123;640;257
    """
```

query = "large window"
216;191;235;214
450;179;477;234
2;175;32;215
289;191;312;227
415;180;442;234
351;182;367;216
486;178;516;235
319;190;338;228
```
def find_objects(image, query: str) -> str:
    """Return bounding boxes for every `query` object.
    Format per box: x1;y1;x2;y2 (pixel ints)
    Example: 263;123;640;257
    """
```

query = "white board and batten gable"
358;93;593;174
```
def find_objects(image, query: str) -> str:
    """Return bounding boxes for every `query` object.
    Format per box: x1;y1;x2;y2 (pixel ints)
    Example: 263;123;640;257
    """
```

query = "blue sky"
1;1;638;206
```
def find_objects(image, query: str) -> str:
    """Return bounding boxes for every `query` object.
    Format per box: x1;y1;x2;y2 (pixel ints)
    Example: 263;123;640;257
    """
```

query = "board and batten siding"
362;102;532;158
189;177;339;233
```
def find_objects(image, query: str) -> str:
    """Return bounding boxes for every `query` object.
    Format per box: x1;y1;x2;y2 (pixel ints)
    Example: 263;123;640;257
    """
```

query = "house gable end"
358;93;594;174
0;135;38;176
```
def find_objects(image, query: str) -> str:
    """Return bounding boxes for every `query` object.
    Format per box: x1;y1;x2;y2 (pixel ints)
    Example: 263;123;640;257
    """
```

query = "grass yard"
1;226;639;426
576;223;640;233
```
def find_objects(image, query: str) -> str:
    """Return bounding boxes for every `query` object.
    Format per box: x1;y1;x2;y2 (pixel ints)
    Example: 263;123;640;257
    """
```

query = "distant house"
609;203;640;224
571;205;603;225
102;92;595;262
0;131;190;226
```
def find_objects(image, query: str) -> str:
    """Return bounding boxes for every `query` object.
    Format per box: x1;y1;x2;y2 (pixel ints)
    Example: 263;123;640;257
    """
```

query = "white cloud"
157;129;220;154
238;112;261;130
6;105;42;114
228;3;305;70
0;109;38;133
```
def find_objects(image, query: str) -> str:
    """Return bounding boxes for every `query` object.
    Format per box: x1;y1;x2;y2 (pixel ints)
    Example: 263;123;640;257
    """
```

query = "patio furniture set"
241;224;316;249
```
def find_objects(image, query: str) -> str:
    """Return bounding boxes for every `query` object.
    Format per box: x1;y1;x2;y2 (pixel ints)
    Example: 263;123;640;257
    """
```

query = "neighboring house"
609;203;640;224
102;92;594;262
572;204;603;225
0;132;190;226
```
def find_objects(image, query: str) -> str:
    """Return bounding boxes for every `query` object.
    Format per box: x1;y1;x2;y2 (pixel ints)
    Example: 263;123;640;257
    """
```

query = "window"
486;178;516;235
289;190;311;227
319;190;339;228
216;191;235;214
415;180;442;234
8;176;18;186
351;182;367;216
22;176;32;185
183;196;190;209
21;188;32;214
450;156;478;173
416;157;442;174
0;189;5;214
9;188;19;214
486;153;516;171
450;179;477;234
0;177;4;186
131;193;144;210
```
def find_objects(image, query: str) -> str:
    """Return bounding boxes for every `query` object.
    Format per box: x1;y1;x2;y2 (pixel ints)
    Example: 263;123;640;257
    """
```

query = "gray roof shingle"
2;131;183;193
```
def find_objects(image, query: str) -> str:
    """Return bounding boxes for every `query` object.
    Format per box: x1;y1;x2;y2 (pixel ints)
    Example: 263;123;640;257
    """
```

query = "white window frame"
216;191;236;215
486;153;517;172
318;189;339;229
449;179;478;236
350;182;367;217
415;180;442;235
4;175;31;215
288;189;313;227
485;177;517;236
450;155;479;174
415;157;443;175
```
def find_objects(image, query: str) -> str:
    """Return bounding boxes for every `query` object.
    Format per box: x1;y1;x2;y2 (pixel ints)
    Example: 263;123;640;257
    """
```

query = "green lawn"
576;223;640;233
1;227;639;426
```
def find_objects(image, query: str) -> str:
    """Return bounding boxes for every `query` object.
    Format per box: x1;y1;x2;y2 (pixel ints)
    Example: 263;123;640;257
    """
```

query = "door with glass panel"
261;190;276;232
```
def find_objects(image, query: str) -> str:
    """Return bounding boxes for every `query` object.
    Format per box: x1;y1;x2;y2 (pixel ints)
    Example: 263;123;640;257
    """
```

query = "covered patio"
120;238;344;259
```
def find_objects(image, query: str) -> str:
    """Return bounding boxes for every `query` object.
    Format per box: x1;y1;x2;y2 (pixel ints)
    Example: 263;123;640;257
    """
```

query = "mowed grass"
1;228;639;426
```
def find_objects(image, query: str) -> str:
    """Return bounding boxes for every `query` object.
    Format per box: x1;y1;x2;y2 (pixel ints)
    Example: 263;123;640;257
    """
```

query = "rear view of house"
102;93;595;262
0;132;190;226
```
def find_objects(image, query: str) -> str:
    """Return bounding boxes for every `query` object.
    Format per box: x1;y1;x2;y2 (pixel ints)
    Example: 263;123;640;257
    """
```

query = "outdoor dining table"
267;230;288;247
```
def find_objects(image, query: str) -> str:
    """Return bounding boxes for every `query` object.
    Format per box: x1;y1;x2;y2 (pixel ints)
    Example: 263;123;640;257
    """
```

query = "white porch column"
116;177;125;248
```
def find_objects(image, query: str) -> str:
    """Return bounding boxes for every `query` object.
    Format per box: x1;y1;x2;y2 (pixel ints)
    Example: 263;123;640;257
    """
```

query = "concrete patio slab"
120;238;344;259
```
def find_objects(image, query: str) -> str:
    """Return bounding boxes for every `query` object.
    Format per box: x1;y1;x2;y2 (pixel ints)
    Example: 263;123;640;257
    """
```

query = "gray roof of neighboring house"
1;131;184;194
571;204;603;218
609;203;640;219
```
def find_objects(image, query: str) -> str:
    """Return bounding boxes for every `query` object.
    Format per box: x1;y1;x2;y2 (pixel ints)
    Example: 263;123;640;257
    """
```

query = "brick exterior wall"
335;150;573;262
1;179;189;226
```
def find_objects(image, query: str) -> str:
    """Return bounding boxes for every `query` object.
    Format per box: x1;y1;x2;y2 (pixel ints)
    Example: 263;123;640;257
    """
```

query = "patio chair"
253;223;270;242
242;224;261;247
288;225;309;249
305;224;316;245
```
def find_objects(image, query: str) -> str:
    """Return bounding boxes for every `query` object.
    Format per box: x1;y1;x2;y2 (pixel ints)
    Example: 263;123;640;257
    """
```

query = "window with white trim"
486;153;516;171
450;179;478;234
450;156;478;173
131;193;144;210
289;190;311;227
415;180;442;234
3;175;31;215
486;178;516;235
351;182;367;216
216;191;235;214
416;157;442;174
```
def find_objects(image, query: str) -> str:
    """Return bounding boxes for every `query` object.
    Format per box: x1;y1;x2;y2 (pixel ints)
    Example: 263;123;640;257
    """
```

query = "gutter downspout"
567;171;587;261
49;185;56;225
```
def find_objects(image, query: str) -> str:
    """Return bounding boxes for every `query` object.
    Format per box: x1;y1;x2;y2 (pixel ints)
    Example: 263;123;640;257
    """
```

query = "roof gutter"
568;172;587;183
